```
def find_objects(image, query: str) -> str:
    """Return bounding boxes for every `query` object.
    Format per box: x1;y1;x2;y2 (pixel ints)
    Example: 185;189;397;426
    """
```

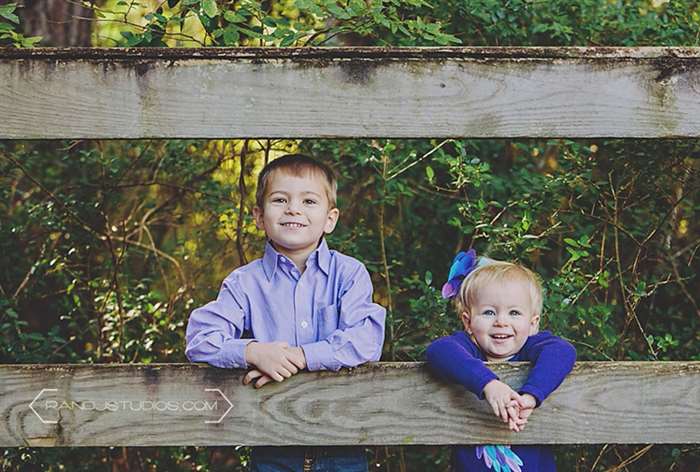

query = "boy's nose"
285;205;302;215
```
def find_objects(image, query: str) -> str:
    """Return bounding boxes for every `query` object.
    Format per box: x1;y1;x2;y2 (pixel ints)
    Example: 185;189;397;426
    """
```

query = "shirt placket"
292;263;314;347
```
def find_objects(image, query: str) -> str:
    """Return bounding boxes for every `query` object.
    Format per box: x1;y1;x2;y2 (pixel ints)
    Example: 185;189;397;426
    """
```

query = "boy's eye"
509;310;522;316
271;197;287;204
303;199;317;205
482;309;496;316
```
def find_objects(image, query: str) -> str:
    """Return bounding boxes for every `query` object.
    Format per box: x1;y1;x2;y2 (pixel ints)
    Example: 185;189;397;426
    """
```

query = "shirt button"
300;321;308;328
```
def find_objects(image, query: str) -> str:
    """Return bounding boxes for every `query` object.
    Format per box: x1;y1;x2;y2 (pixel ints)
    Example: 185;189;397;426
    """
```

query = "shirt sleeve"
518;331;577;406
185;276;255;369
425;332;498;399
301;263;386;371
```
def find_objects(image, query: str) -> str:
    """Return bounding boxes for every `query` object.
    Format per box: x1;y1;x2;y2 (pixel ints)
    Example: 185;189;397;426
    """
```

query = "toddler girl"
426;250;576;471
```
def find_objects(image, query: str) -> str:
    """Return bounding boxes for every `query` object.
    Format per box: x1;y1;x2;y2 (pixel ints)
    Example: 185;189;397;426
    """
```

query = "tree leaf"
202;0;218;18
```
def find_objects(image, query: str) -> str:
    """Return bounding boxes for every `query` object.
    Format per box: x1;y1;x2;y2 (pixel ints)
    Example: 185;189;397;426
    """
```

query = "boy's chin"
270;239;321;253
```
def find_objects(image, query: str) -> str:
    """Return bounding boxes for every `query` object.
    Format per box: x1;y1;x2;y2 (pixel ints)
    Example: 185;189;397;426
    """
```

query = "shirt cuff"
519;384;544;407
301;340;338;371
218;338;256;369
476;371;499;400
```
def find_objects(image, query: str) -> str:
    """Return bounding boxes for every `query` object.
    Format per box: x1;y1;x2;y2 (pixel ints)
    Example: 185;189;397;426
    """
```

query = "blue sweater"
426;331;576;472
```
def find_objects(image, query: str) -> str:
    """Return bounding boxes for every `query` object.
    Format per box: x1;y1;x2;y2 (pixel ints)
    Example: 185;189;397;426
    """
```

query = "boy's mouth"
280;222;307;228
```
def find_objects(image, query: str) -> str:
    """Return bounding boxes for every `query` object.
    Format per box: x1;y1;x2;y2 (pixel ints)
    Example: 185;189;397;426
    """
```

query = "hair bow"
441;249;478;299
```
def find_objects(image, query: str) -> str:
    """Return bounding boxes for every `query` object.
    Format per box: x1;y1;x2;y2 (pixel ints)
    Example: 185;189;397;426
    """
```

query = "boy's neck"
270;241;318;273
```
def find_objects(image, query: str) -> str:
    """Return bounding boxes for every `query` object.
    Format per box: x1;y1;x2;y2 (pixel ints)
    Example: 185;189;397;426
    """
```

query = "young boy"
426;254;576;471
185;154;385;472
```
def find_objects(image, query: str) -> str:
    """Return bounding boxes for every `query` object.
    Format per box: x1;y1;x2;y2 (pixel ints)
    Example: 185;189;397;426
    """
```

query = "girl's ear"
460;311;472;334
529;314;540;335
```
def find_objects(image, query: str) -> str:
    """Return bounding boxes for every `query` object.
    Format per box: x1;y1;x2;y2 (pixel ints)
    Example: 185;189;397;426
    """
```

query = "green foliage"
0;3;41;47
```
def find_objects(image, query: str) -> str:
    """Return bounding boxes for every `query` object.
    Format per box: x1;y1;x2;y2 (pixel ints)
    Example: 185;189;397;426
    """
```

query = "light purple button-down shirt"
185;239;386;371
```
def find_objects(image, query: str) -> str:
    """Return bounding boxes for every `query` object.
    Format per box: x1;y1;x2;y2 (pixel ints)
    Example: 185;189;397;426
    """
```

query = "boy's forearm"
186;335;255;368
301;316;384;371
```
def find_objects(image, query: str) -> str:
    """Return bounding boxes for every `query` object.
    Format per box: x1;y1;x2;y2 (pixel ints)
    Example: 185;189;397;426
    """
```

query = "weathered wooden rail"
2;47;699;449
1;362;699;447
1;47;700;139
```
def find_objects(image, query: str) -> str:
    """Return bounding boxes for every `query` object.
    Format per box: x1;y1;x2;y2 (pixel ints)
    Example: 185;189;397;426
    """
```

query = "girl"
426;250;576;472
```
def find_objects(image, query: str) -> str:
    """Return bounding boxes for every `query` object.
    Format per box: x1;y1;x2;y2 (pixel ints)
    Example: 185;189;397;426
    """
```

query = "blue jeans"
250;446;368;472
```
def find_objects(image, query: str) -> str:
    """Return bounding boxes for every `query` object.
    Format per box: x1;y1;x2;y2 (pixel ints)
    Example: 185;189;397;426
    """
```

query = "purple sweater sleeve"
517;331;577;406
425;330;576;405
425;332;498;399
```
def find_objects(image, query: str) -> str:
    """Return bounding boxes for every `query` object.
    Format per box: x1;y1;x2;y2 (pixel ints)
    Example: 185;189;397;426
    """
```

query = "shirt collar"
262;239;331;281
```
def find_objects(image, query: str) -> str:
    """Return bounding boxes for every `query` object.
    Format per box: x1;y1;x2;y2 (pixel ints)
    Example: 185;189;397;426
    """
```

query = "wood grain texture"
2;47;700;138
1;362;698;446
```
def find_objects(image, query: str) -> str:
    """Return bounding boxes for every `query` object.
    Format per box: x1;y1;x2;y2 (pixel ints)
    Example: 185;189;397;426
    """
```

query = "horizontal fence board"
1;47;700;138
1;362;698;446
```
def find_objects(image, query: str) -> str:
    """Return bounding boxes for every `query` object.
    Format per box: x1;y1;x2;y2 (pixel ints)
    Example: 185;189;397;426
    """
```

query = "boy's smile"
253;170;339;270
461;279;540;362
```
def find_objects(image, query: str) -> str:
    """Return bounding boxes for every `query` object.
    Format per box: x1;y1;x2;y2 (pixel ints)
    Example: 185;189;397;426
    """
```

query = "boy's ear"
323;207;340;234
252;206;264;230
529;314;540;335
460;311;472;334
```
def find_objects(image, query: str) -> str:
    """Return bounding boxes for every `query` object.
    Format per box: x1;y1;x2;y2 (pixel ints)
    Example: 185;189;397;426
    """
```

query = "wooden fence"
2;47;700;139
2;362;699;447
1;47;699;447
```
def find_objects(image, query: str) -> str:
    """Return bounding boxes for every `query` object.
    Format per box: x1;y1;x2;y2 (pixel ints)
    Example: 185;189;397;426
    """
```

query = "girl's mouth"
490;334;513;340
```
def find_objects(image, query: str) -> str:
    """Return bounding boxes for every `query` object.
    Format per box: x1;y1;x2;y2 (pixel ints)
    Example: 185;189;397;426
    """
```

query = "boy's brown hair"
457;261;544;319
255;154;338;209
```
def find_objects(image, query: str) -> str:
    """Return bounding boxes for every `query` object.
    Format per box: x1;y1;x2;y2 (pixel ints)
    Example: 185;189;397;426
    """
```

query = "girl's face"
461;279;540;362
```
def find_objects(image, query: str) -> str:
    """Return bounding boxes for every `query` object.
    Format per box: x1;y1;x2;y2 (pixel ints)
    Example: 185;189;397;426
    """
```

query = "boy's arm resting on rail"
425;332;498;399
518;330;577;406
301;263;386;372
185;277;254;369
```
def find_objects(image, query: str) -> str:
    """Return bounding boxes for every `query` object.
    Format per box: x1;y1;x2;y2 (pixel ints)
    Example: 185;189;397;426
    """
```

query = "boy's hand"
243;369;274;389
483;379;521;423
244;342;304;382
243;343;307;387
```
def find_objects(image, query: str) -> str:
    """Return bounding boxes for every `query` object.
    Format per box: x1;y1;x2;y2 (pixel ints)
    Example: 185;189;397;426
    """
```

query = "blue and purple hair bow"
441;249;495;299
441;249;479;299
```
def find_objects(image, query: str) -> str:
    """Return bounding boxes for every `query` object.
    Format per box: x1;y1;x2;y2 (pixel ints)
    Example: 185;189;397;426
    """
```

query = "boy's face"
461;278;540;362
253;170;338;260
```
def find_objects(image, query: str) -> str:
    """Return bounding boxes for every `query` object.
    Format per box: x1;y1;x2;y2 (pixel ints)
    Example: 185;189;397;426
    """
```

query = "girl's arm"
518;331;577;406
425;331;498;399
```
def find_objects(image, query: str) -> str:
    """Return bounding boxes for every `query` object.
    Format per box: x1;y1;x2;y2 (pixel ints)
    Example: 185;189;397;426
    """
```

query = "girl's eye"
510;310;522;316
483;309;496;316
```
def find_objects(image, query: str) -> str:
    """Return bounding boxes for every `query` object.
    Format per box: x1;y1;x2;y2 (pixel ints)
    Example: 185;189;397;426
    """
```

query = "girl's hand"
483;380;521;423
507;394;537;432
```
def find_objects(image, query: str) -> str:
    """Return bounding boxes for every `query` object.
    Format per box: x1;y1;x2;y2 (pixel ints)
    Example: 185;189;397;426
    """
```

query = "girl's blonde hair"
456;261;543;319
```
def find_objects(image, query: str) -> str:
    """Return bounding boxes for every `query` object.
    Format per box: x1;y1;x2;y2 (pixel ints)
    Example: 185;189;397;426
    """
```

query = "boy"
186;154;386;472
427;254;575;471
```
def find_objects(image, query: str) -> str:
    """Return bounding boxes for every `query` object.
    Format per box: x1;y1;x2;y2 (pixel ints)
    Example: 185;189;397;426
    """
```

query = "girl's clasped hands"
483;379;536;432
